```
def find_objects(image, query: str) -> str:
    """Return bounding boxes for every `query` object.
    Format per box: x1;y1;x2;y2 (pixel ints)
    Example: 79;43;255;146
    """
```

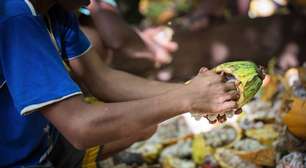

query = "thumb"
198;67;208;74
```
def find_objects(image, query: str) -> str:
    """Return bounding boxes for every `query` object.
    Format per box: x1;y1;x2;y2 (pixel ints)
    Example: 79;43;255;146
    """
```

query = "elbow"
70;140;87;151
68;128;91;150
65;121;95;150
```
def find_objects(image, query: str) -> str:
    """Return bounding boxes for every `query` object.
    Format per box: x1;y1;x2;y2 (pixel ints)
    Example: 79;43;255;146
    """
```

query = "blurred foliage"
139;0;196;24
116;0;306;26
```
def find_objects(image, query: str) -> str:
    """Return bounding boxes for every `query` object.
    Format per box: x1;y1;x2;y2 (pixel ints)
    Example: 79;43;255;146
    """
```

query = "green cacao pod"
190;61;265;122
213;61;265;107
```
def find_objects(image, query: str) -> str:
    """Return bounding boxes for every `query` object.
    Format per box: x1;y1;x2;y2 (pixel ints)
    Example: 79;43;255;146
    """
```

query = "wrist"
167;85;192;114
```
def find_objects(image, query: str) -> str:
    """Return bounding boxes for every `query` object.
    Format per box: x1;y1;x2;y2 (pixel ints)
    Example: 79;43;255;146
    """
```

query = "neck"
29;0;56;15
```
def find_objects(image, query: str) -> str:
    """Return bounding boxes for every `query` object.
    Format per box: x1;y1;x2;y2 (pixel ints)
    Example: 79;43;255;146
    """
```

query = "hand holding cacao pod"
187;61;265;123
182;68;240;118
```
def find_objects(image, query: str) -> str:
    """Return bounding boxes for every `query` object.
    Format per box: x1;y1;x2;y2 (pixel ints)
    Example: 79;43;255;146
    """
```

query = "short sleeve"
0;15;82;115
62;13;91;60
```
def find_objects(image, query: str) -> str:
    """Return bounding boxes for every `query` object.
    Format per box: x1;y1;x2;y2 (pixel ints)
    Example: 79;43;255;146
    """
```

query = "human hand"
206;108;242;124
182;67;240;117
136;26;178;66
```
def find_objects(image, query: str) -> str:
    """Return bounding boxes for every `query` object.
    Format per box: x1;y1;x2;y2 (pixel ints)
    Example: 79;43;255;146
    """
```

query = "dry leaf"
283;96;306;140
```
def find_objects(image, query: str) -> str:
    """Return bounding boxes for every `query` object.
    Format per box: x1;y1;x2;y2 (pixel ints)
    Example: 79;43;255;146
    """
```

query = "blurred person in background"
79;0;178;67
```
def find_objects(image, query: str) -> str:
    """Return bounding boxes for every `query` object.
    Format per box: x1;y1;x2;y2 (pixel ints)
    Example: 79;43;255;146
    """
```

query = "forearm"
83;91;185;146
90;8;148;56
70;49;182;102
99;126;157;159
42;91;187;149
87;68;183;102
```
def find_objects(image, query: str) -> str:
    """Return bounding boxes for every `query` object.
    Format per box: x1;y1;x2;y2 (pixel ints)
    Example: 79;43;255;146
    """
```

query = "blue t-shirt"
0;0;91;167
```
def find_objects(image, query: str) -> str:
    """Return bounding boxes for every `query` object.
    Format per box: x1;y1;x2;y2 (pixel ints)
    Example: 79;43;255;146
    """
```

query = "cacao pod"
191;61;265;122
213;61;265;107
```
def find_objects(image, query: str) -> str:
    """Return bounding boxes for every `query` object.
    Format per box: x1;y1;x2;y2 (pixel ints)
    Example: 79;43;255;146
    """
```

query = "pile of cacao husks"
99;65;306;168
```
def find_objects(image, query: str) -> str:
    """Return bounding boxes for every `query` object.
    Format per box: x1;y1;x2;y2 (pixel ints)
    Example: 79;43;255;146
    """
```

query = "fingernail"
199;67;208;73
217;114;227;123
217;115;223;120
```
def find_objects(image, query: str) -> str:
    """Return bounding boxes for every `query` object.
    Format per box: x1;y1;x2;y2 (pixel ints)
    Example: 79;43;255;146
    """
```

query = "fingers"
206;114;227;124
222;91;240;102
208;119;217;124
154;49;172;64
234;108;242;114
198;67;208;73
219;71;226;81
160;41;178;52
235;80;241;87
217;114;227;123
138;27;177;65
198;67;217;75
205;114;218;124
224;82;238;91
217;90;239;103
198;67;226;82
200;71;223;83
217;101;238;114
132;50;156;60
204;101;237;115
207;108;242;124
144;26;178;55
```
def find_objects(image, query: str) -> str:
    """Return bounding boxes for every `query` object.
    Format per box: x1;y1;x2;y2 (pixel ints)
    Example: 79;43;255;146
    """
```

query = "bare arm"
99;126;157;159
42;50;238;151
69;49;182;102
89;6;153;59
41;89;188;150
42;67;238;150
62;49;183;154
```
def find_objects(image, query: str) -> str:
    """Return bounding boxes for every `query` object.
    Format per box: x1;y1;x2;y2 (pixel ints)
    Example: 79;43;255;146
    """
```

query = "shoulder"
0;0;39;27
0;14;44;33
0;0;35;18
